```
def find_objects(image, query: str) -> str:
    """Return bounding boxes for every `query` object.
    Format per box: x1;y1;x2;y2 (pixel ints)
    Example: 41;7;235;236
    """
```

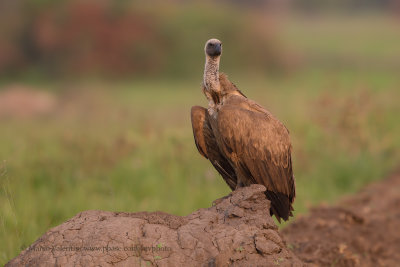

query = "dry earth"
6;170;400;266
0;85;56;118
282;169;400;267
6;185;303;267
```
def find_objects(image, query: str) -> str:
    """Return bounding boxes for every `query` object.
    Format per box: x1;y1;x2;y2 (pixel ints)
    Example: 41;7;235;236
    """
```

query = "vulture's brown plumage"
191;39;295;222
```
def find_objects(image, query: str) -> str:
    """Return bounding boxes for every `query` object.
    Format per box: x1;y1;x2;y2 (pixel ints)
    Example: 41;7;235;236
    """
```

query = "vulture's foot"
235;181;245;190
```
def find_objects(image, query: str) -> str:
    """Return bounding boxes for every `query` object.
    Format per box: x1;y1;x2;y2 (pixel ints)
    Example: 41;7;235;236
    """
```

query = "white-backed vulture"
191;39;295;222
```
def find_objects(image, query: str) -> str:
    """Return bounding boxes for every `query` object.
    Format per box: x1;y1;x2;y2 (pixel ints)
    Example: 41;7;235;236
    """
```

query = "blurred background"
1;0;400;264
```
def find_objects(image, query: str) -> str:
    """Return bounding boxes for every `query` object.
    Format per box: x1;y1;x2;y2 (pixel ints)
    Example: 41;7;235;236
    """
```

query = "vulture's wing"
216;98;295;221
191;106;237;190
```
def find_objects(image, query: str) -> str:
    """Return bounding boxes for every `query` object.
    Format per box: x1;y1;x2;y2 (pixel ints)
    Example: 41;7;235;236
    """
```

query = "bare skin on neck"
204;56;221;95
203;39;222;109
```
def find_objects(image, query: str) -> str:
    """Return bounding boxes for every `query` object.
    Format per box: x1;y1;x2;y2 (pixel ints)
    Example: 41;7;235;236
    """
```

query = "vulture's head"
205;39;222;58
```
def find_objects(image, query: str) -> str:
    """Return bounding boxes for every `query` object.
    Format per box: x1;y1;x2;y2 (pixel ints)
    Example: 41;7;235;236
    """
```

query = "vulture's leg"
235;173;247;190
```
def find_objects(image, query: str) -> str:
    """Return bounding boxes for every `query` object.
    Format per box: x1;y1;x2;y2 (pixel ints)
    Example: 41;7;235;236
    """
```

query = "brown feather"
190;106;208;158
191;106;237;190
192;74;295;222
215;75;295;221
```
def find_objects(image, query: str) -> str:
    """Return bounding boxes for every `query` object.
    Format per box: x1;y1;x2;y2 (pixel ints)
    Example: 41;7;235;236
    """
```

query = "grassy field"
1;14;400;264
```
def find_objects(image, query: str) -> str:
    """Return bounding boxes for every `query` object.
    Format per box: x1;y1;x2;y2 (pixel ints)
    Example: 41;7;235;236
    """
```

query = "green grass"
1;14;400;265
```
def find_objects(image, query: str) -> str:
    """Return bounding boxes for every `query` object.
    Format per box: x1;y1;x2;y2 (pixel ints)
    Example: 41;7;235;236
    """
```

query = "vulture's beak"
206;43;222;57
213;44;222;56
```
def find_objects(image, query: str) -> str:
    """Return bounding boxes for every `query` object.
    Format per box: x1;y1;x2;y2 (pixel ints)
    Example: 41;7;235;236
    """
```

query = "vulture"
191;38;295;222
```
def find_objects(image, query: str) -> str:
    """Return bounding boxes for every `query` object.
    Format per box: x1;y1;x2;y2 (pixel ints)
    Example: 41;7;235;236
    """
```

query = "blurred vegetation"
0;0;285;80
1;0;400;265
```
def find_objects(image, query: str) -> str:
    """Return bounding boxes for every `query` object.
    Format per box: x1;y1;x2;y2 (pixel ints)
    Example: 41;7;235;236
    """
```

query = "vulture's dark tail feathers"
265;190;293;223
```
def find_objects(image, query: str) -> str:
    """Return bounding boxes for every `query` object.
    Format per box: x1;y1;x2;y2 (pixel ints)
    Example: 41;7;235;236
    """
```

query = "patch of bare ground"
282;169;400;267
7;169;400;266
6;185;303;267
0;85;56;118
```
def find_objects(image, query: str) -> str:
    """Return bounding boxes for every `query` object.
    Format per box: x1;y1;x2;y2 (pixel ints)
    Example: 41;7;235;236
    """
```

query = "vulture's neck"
203;56;221;107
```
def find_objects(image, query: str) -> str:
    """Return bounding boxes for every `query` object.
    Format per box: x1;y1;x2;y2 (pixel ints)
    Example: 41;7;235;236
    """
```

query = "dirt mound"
0;85;56;118
7;169;400;266
282;170;400;267
6;185;303;267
